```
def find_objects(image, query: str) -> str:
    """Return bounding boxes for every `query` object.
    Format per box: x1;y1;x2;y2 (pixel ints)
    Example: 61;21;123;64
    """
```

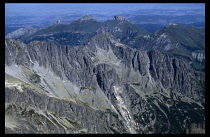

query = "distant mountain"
98;15;150;43
6;14;102;46
6;14;150;46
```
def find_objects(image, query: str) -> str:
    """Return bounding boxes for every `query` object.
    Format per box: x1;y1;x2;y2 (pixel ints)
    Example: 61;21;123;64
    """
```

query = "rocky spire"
52;20;62;25
168;23;178;26
114;15;128;21
78;14;97;22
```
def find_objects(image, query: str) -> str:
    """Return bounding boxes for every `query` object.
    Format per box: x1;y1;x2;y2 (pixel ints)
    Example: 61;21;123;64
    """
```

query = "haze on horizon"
5;3;205;17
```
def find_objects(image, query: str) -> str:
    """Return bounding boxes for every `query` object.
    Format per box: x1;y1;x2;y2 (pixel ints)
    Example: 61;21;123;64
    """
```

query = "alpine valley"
5;15;205;134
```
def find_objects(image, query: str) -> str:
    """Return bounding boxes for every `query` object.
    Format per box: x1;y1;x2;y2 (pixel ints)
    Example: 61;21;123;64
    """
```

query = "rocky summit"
5;15;205;134
77;14;97;22
114;15;128;21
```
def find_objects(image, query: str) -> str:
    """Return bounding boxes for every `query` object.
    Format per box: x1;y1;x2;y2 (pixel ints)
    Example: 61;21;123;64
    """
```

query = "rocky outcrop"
77;14;97;22
114;15;128;21
52;20;62;25
192;51;205;63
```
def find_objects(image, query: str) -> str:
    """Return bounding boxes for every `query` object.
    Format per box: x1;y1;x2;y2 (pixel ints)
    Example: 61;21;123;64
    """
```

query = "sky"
5;3;205;17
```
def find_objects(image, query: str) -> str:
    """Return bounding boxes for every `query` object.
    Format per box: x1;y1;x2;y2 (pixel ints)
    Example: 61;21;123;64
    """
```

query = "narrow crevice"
96;74;104;91
172;58;177;81
147;51;153;72
131;51;137;70
137;51;142;74
181;72;184;88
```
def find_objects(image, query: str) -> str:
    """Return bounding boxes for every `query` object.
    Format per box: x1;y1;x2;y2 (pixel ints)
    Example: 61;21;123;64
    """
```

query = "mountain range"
5;15;205;134
6;14;205;71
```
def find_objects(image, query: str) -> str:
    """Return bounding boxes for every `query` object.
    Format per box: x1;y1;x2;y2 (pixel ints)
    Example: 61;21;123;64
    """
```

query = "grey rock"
114;15;128;21
5;31;205;134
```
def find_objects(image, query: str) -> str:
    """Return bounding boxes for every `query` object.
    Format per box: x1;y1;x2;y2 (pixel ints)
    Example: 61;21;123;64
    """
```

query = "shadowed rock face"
5;32;205;134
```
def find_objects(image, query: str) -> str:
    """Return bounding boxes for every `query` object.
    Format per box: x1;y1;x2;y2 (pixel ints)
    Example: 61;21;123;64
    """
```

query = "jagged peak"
168;23;178;26
77;14;97;22
113;15;128;21
52;20;62;25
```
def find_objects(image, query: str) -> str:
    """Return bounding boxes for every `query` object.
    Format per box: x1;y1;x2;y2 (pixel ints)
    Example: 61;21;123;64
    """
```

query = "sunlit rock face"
5;31;205;134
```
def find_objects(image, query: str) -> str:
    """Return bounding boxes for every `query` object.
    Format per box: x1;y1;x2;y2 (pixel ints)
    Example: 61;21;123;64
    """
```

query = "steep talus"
5;31;205;134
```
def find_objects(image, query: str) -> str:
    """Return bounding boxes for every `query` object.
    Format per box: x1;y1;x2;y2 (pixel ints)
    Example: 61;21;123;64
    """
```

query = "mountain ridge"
6;14;149;46
77;14;98;22
5;31;205;133
6;14;205;71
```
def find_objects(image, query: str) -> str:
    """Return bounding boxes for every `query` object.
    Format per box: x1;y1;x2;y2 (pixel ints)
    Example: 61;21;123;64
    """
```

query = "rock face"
5;31;205;134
